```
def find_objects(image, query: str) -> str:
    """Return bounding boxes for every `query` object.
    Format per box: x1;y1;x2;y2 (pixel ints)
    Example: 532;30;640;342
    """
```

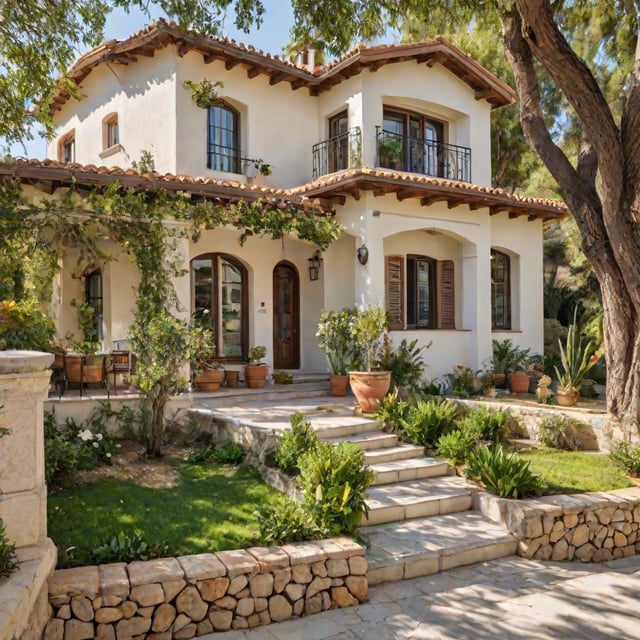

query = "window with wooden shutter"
437;260;455;329
385;255;404;330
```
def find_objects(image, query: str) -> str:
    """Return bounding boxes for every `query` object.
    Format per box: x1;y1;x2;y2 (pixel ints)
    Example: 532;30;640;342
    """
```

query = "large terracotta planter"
510;371;530;394
329;374;349;397
244;364;269;388
556;385;579;406
64;355;106;384
349;371;391;412
195;367;225;391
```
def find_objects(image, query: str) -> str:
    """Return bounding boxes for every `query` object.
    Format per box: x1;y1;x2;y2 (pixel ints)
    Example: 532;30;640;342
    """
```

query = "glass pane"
220;257;243;357
193;258;214;330
416;260;430;327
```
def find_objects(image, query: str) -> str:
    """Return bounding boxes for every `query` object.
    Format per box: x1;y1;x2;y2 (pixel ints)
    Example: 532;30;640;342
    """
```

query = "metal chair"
108;350;131;394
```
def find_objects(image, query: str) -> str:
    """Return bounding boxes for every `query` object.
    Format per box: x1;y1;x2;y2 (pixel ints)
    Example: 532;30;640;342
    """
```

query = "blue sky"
12;1;295;159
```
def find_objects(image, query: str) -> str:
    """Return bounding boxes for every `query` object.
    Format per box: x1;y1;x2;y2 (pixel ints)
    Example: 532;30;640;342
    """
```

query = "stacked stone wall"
477;488;640;562
44;538;367;639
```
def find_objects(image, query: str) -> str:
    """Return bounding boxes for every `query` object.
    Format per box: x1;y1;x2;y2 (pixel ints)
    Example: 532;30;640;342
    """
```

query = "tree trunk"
145;385;167;457
498;1;640;442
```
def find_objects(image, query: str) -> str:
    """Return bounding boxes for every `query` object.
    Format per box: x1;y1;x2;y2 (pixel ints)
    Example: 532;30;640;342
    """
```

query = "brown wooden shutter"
385;255;404;330
437;260;455;329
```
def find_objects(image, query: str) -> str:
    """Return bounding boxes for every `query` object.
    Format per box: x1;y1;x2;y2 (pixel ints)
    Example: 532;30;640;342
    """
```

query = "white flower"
92;442;99;448
78;429;93;442
96;433;103;441
106;453;112;458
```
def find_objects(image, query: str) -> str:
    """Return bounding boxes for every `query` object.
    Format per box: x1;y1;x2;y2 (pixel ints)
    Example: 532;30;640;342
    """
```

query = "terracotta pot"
329;373;349;397
244;364;269;388
349;371;391;412
556;386;579;406
510;371;530;394
225;370;239;388
195;367;225;391
490;373;506;388
65;355;105;384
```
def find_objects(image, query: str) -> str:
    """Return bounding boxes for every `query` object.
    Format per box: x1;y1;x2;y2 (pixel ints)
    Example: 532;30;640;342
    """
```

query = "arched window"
84;269;103;343
192;254;247;360
59;130;75;163
207;102;240;173
491;249;511;330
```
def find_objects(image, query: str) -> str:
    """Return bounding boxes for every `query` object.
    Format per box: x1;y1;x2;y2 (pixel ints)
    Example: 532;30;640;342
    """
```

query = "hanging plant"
183;79;224;109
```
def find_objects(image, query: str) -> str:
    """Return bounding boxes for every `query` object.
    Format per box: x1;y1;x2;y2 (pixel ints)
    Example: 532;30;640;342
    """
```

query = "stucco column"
0;350;53;548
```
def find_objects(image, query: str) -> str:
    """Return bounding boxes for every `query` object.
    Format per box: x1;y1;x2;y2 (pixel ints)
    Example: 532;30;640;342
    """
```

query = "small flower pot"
556;386;579;406
510;371;530;394
244;364;269;388
225;370;239;388
329;373;349;397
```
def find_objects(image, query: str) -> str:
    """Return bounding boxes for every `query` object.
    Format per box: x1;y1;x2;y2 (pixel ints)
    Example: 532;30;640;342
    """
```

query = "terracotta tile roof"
0;159;565;221
290;167;566;221
49;20;515;113
0;159;329;213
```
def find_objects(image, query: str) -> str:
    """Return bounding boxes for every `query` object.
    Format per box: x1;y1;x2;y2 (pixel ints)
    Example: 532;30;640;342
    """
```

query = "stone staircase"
312;405;518;585
190;388;518;586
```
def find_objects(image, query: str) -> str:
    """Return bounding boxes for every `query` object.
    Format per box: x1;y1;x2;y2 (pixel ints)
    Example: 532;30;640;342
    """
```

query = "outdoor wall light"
308;250;322;281
356;244;369;265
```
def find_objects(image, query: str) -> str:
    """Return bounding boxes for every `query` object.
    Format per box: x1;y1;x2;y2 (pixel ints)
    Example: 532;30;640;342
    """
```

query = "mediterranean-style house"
10;20;565;378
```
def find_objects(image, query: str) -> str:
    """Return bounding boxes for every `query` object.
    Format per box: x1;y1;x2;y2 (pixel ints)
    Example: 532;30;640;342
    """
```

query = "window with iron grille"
207;103;240;173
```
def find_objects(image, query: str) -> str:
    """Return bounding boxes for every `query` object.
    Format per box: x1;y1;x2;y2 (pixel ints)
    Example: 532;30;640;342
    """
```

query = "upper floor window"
192;254;247;360
84;268;103;343
379;108;471;181
491;249;511;330
386;255;455;330
328;111;349;173
103;113;119;150
207;102;239;173
59;131;75;163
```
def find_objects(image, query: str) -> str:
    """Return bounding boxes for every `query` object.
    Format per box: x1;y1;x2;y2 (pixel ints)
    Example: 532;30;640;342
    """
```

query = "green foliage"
256;499;324;545
130;150;156;174
0;299;55;351
443;365;481;397
90;529;169;565
183;78;224;109
247;345;267;363
379;337;430;395
457;406;513;444
609;441;640;477
0;520;18;578
350;305;388;372
399;397;463;449
298;441;374;535
465;444;543;499
274;412;321;475
316;308;357;375
212;442;245;465
491;340;531;376
538;415;598;451
272;370;293;384
436;430;478;466
554;307;599;391
375;389;410;434
69;298;100;353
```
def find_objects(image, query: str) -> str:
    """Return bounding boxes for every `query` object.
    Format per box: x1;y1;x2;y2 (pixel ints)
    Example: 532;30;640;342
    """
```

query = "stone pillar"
0;350;53;548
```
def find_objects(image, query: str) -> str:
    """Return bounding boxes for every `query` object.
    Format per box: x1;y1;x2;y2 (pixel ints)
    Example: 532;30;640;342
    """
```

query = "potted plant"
65;299;106;385
348;305;391;412
378;134;403;169
554;310;599;406
272;370;293;384
244;345;269;388
189;326;224;391
316;308;356;396
490;339;531;389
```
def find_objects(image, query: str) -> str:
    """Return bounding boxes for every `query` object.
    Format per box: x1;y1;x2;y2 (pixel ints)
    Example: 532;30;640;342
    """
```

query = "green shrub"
184;446;217;464
375;389;410;434
256;499;325;545
399;397;462;448
538;415;599;451
379;337;430;395
90;530;169;565
465;444;542;498
298;441;374;535
0;519;18;578
457;406;513;444
436;430;479;466
0;299;55;351
212;442;245;465
44;412;79;488
610;441;640;476
443;365;481;397
274;412;321;475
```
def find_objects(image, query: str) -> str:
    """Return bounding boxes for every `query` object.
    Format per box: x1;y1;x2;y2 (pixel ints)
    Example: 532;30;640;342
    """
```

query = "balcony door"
272;262;300;369
328;111;349;173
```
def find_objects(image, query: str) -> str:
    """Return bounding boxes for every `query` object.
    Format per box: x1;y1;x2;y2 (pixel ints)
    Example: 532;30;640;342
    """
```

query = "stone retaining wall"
44;538;367;639
477;487;640;562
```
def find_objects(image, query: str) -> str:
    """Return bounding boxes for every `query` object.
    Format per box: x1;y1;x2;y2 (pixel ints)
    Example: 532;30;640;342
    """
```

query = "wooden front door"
273;262;300;370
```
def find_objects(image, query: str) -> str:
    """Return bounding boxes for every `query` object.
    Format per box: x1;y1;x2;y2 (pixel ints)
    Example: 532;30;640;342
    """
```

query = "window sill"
99;144;123;160
389;328;471;332
491;329;522;333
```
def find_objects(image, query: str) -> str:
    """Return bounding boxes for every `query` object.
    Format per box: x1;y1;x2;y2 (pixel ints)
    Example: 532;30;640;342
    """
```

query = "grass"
48;462;285;568
519;448;634;494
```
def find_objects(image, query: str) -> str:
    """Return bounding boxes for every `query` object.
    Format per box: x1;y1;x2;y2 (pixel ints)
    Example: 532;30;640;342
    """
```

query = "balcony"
312;128;362;180
376;127;471;183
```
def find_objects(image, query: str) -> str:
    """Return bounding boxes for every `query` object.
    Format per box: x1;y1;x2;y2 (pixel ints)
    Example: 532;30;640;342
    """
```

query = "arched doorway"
272;262;300;369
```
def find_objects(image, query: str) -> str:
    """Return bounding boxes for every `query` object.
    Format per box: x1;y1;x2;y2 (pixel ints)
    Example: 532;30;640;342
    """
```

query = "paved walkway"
205;554;640;640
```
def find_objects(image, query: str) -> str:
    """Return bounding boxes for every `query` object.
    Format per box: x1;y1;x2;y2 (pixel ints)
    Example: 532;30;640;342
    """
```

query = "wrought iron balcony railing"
312;127;362;180
375;127;472;183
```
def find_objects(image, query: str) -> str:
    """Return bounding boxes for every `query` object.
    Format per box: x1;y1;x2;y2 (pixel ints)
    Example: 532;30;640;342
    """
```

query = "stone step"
363;443;426;464
369;457;451;486
363;476;474;526
190;382;331;408
313;416;380;439
361;511;518;585
325;430;399;451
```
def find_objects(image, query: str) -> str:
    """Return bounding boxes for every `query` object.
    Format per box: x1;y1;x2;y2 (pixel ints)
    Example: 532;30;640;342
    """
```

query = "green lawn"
519;448;634;494
48;462;284;568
